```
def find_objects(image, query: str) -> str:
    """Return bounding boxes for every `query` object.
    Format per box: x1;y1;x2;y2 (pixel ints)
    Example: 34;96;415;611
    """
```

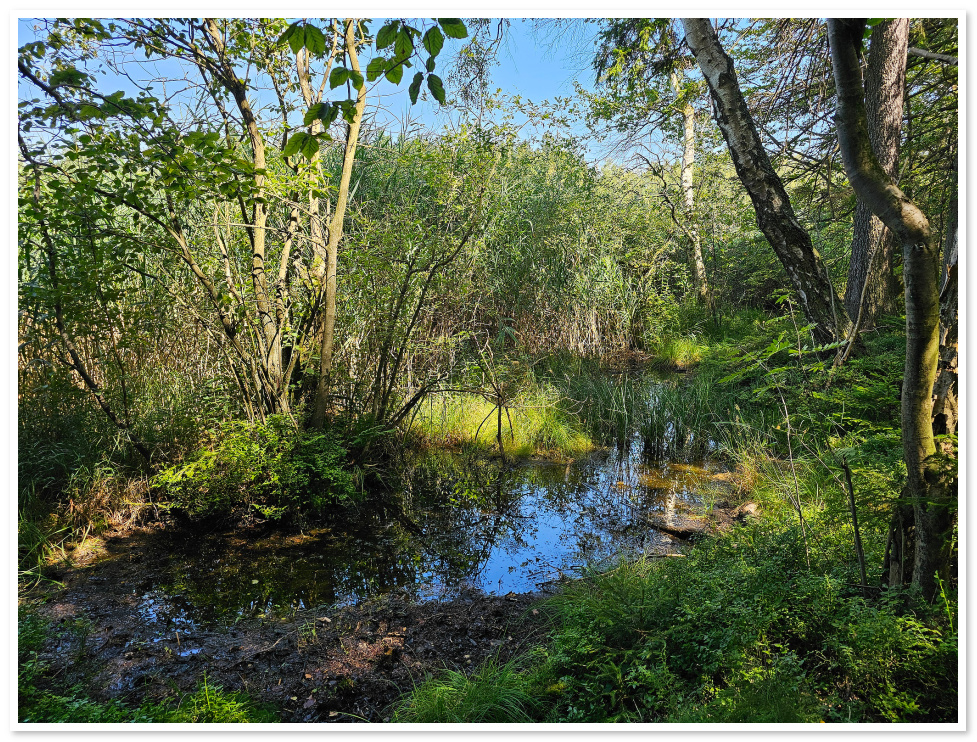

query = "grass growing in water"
409;383;592;459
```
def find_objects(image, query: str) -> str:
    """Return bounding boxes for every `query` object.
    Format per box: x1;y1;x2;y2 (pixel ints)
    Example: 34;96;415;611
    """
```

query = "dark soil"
24;523;551;723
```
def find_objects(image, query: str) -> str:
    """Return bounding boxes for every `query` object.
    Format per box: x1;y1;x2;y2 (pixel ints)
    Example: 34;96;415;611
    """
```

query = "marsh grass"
391;659;538;723
409;383;592;459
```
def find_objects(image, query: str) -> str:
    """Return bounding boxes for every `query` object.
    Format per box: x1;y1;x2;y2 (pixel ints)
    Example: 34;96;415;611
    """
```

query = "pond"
140;414;726;627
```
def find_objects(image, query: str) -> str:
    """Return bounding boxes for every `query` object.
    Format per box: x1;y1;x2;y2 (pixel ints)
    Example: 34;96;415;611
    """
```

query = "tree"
19;17;468;439
828;18;956;599
843;19;908;330
680;18;852;345
591;19;713;309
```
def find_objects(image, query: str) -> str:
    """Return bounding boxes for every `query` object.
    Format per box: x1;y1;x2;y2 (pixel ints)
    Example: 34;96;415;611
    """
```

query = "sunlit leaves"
283;131;320;160
329;67;349;89
376;21;399;50
408;72;424;104
426;74;446;105
394;28;414;59
304;101;339;128
437;19;467;39
279;20;327;57
304;24;327;57
422;26;444;57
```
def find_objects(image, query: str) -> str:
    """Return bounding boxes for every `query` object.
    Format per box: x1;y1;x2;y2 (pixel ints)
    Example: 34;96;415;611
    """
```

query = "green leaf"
408;72;423;104
300;134;319;160
283;131;310;157
394;28;414;59
427;73;446;105
376;21;399;50
348;69;364;90
438;18;468;39
288;25;306;55
426;56;436;73
303;102;330;126
338;100;357;124
277;21;301;48
329;67;350;89
322;103;340;127
366;57;386;82
304;24;327;57
384;61;403;85
422;26;444;57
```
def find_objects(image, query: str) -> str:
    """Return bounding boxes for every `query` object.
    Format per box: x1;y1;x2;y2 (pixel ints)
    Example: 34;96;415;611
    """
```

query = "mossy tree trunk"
829;18;955;600
844;18;908;329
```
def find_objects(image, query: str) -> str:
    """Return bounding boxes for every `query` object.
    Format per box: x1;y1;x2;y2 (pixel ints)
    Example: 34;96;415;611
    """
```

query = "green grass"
393;514;956;723
409;384;593;459
392;659;539;723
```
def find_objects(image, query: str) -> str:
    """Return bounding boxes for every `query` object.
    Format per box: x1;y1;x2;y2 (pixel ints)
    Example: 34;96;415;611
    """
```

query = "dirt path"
24;524;550;723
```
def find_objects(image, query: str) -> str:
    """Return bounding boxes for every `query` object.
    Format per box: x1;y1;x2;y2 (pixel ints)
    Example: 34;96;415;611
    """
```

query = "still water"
147;440;724;625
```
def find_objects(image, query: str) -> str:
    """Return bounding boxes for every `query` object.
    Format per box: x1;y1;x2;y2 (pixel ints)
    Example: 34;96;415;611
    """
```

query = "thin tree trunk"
681;18;851;345
844;19;908;328
932;175;958;443
829;18;953;599
312;19;368;428
202;18;286;414
671;72;712;309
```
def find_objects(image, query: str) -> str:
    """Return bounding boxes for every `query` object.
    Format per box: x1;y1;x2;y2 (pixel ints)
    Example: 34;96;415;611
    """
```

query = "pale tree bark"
312;19;368;428
200;19;287;414
829;18;954;600
681;18;852;345
671;71;712;309
844;18;908;328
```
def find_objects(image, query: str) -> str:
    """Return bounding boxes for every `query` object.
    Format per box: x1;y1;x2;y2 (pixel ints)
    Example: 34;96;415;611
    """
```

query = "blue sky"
18;20;600;127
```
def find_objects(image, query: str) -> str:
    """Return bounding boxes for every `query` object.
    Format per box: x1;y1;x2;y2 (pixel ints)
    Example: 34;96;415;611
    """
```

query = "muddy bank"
26;523;549;722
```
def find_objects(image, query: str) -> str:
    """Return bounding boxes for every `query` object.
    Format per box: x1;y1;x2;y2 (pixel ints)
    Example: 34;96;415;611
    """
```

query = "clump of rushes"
392;659;538;723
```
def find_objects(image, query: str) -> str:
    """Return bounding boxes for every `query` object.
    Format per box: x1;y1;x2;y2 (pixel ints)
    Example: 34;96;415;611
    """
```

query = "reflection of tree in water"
154;438;723;621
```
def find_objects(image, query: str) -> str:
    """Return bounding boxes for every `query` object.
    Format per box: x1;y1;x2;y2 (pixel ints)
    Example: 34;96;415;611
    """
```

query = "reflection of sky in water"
416;444;723;597
151;432;723;624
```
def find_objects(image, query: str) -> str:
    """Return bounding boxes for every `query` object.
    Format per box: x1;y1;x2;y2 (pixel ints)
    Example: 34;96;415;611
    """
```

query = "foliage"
153;415;357;520
394;513;956;723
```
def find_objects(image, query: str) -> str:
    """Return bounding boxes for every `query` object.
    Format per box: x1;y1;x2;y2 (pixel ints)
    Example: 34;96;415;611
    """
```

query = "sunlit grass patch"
408;385;593;459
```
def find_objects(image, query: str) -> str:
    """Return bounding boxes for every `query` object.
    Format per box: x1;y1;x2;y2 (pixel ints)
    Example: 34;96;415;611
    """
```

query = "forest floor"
22;492;752;723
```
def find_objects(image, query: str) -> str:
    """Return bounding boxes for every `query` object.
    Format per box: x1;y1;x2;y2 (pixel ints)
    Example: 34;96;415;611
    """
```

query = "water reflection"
147;430;723;626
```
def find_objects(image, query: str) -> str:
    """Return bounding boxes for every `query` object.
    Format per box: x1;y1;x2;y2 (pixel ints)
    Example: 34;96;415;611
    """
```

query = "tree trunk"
932;176;958;443
829;18;953;600
671;72;712;309
844;19;908;328
202;19;286;415
312;20;368;428
681;18;851;345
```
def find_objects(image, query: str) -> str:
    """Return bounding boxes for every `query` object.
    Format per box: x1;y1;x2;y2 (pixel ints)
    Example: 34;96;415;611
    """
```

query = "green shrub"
537;516;957;723
153;415;357;520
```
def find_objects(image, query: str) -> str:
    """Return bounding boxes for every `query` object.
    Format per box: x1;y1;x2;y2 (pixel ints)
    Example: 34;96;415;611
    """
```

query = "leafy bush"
154;415;357;520
538;516;957;723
